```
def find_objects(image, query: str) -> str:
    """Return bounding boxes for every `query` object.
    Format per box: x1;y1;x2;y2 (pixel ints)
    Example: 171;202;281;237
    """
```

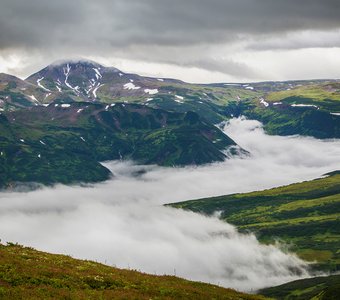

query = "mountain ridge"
1;59;339;139
0;102;243;188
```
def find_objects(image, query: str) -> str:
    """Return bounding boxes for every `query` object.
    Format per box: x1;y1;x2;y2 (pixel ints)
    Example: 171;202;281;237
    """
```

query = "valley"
0;60;340;300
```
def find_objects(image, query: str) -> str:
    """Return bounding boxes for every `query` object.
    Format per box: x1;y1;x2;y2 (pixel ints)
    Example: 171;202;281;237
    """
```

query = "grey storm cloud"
1;0;340;50
1;0;340;80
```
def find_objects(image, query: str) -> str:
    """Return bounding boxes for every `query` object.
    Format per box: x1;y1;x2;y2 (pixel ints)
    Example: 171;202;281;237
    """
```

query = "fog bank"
1;118;340;291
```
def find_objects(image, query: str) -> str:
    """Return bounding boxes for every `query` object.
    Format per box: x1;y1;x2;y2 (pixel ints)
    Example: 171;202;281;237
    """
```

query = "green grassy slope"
235;82;340;139
171;172;340;272
266;82;340;109
0;243;266;300
260;274;340;300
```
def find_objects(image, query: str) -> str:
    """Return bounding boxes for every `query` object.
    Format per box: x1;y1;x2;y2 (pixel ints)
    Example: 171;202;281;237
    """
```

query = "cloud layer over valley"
1;118;340;291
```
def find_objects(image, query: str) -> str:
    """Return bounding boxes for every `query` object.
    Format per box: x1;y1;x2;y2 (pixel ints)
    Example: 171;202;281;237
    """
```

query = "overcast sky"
1;0;340;83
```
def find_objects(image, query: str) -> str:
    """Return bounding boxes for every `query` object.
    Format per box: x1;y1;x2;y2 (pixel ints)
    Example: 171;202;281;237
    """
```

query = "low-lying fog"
1;118;340;291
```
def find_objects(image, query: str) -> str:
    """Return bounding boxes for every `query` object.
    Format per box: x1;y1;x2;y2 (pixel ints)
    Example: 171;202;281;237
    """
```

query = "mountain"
1;59;340;137
23;59;261;123
170;171;340;272
0;73;45;110
25;59;187;103
0;243;266;300
0;102;243;188
227;81;340;138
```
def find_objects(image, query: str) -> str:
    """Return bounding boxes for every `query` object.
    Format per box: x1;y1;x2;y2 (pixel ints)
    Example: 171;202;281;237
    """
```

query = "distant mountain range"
1;59;339;138
0;59;339;187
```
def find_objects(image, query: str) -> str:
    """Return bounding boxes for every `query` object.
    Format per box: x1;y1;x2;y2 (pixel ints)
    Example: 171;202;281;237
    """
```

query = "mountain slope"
170;172;340;272
23;61;340;137
0;243;266;300
260;273;340;300
0;73;45;110
2;60;340;137
230;82;340;138
0;102;242;188
24;59;260;123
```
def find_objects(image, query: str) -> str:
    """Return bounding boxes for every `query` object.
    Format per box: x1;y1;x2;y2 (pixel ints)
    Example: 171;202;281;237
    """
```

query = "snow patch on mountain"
291;104;318;109
93;68;102;80
28;95;39;103
37;77;51;92
62;64;80;96
124;82;141;90
144;89;158;95
259;97;269;107
174;95;184;103
93;83;104;98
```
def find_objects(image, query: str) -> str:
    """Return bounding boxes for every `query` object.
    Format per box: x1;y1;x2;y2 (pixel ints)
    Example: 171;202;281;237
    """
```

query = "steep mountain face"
0;73;45;110
25;60;184;104
0;102;242;188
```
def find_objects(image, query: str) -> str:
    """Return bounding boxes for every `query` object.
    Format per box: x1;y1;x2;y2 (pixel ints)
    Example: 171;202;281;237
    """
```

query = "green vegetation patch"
0;103;237;188
170;173;340;272
0;243;266;300
260;273;340;300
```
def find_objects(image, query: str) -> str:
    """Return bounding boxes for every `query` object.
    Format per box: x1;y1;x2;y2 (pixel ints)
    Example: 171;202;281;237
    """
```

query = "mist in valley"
1;118;340;291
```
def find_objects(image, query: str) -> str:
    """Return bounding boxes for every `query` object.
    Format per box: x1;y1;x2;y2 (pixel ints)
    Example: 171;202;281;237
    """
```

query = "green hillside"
171;172;340;272
0;243;266;300
0;102;240;188
266;82;340;108
260;273;340;300
234;82;340;139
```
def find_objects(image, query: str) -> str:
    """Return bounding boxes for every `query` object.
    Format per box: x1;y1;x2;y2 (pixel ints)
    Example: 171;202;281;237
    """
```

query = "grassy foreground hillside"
0;243;266;300
171;172;340;272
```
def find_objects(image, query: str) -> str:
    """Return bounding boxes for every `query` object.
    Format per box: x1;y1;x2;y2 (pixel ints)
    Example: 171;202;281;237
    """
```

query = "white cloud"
1;118;340;291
